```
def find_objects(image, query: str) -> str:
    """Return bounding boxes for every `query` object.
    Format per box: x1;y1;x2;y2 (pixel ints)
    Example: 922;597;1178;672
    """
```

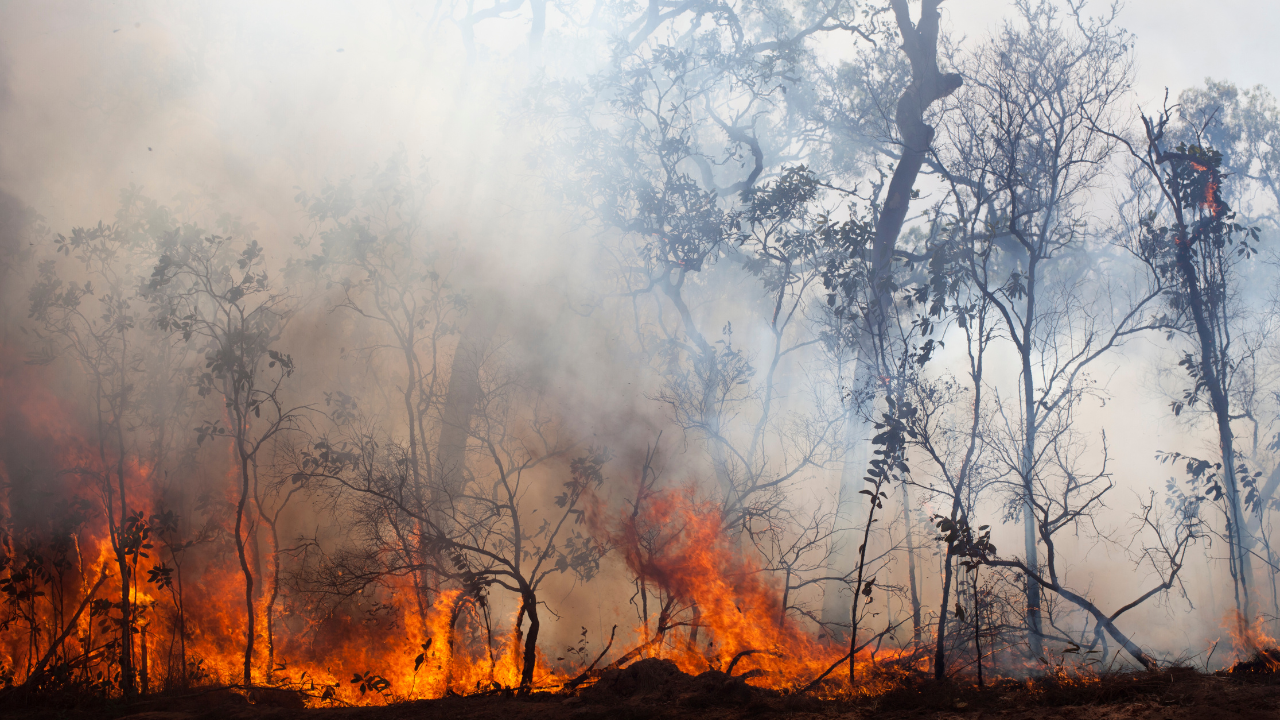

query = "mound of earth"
579;657;767;706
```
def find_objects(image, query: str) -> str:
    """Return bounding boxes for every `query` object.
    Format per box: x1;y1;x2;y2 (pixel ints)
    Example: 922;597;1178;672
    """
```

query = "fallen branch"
801;651;851;693
799;620;910;693
589;632;663;674
986;557;1159;670
725;649;776;676
21;567;110;688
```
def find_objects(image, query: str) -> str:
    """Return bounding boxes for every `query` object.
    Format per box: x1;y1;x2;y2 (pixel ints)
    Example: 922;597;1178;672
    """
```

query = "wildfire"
1188;160;1223;218
0;349;545;704
0;343;926;706
593;486;916;697
1224;610;1280;670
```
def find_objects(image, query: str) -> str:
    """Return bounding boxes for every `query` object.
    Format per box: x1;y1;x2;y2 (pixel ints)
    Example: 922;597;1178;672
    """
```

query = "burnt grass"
4;658;1280;720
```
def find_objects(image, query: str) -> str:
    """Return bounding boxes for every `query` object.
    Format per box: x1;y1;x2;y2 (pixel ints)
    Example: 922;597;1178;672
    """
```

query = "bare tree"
146;232;308;685
817;0;961;633
980;434;1203;669
934;0;1163;657
296;151;470;621
297;369;606;694
1106;100;1264;630
27;219;162;696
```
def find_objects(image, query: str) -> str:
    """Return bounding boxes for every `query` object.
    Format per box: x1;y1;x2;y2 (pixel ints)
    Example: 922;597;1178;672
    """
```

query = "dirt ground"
5;662;1280;720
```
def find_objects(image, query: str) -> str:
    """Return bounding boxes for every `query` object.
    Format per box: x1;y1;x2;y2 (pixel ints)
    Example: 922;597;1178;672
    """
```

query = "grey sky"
949;0;1280;105
0;0;1274;245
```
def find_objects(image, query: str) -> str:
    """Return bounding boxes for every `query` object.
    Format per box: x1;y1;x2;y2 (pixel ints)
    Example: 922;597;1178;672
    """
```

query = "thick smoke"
1;0;1279;701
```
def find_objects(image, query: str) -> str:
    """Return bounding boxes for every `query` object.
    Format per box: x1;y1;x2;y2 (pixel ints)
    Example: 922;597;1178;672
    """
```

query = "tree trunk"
780;568;791;626
848;478;883;688
234;438;256;686
1056;586;1155;669
398;331;434;626
263;520;280;682
1173;239;1251;622
900;482;922;642
445;597;471;695
821;375;870;637
518;593;539;695
1020;441;1044;659
933;547;954;680
828;0;960;644
114;507;134;695
1020;258;1045;660
436;300;500;502
991;559;1157;669
871;0;963;324
973;567;983;689
140;624;149;694
109;369;136;698
687;605;702;652
175;564;187;686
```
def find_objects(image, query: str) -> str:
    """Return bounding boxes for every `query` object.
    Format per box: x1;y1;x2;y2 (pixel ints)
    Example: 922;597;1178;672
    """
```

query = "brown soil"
3;664;1280;720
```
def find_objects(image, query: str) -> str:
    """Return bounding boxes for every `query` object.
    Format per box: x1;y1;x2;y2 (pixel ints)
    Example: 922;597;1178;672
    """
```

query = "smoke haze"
1;0;1278;701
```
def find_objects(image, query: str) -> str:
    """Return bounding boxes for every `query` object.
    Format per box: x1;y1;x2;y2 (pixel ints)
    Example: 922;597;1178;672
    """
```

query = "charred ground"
5;663;1280;720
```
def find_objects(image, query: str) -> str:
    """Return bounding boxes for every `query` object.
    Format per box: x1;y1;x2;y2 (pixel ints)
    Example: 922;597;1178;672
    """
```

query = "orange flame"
594;486;915;696
1188;161;1223;217
1224;610;1279;667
